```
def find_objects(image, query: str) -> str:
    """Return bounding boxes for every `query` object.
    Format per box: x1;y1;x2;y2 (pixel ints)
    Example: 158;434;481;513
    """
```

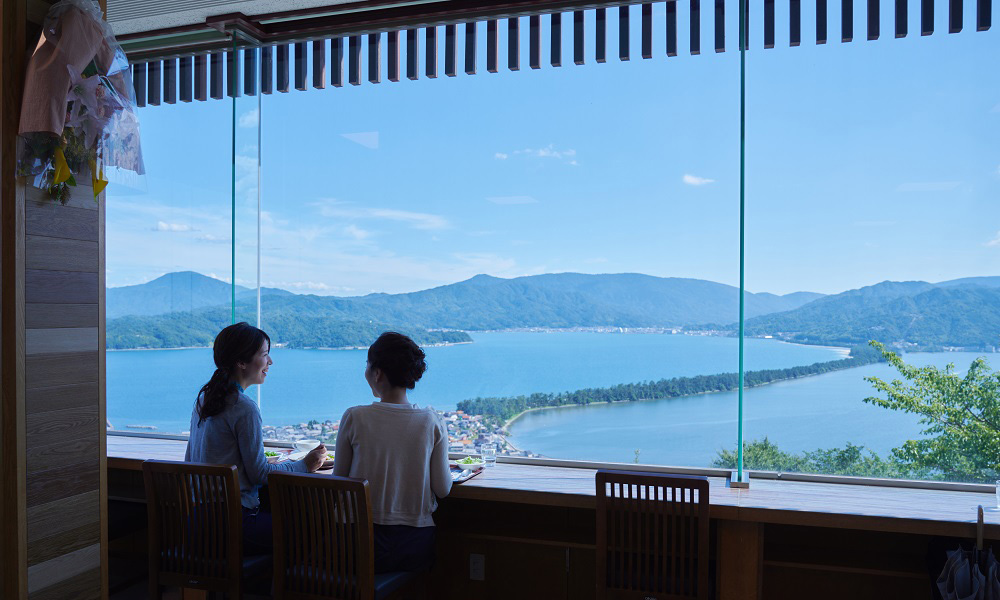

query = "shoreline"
107;340;474;352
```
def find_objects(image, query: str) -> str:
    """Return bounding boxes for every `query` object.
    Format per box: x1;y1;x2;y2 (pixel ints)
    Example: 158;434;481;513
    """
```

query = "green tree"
712;437;810;472
863;341;1000;482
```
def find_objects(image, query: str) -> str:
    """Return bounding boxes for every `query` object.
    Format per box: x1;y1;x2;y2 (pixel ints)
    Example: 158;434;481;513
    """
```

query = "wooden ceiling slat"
791;0;802;44
895;0;907;35
530;14;542;68
426;27;438;78
765;0;775;47
194;54;207;100
465;22;477;74
715;0;725;51
641;3;652;58
313;39;327;88
228;50;242;97
742;0;749;48
147;59;161;105
244;48;258;95
368;33;381;83
922;0;934;33
406;29;418;80
551;13;562;66
179;56;193;102
445;24;457;76
276;44;290;92
596;7;607;62
619;5;630;60
487;20;499;71
260;46;273;94
868;0;880;39
388;30;400;81
574;10;585;64
666;0;678;55
331;38;344;86
949;0;962;31
978;0;991;30
843;0;853;41
133;63;146;107
508;18;520;70
162;58;176;104
294;42;307;90
348;36;361;85
691;0;702;54
817;0;828;43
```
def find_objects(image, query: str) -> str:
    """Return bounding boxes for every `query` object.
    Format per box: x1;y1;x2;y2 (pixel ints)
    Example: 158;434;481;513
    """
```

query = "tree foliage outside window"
715;341;1000;483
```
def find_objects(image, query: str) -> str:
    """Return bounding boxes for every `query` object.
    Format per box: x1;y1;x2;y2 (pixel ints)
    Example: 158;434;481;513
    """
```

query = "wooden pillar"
2;0;107;598
718;520;764;600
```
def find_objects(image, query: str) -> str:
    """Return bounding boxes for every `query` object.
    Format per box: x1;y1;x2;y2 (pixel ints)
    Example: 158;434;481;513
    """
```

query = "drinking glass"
482;443;497;467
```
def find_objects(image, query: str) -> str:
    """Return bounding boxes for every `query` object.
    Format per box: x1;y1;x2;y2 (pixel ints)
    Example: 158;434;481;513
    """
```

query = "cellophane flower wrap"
17;0;144;203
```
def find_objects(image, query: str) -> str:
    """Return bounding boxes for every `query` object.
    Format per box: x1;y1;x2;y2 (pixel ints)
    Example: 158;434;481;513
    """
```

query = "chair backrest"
596;469;710;600
269;472;374;600
142;460;243;594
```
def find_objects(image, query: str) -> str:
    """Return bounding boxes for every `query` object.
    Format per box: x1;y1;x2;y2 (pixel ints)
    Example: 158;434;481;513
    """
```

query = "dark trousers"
242;507;274;556
374;524;436;574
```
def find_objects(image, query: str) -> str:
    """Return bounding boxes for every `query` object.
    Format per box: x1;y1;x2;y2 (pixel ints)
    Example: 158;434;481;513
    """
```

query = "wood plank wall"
3;1;107;598
23;185;105;600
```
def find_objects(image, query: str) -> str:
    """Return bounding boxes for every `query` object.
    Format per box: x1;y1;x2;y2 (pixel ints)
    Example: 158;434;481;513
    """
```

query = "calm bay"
108;332;987;466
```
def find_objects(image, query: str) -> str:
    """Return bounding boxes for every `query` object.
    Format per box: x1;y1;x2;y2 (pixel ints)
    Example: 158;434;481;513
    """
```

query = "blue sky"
106;4;999;297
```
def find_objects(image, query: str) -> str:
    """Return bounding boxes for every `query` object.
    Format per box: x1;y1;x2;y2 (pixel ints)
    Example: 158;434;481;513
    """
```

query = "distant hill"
739;281;1000;350
106;271;824;349
107;271;293;319
936;276;1000;289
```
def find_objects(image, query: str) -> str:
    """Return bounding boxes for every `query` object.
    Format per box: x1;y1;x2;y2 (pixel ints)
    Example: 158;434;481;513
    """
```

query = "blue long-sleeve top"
185;390;308;509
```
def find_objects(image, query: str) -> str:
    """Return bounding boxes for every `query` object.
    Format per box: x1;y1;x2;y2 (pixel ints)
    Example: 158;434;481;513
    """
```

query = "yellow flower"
53;147;71;184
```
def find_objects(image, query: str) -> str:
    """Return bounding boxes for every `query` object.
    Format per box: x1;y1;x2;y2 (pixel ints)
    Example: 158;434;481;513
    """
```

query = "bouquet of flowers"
17;0;143;203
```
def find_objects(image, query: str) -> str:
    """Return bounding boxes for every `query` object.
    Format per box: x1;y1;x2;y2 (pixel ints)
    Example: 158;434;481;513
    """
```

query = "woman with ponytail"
185;322;327;555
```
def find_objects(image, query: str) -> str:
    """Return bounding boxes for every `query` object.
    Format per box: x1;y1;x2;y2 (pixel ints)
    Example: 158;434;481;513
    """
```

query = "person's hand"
304;443;327;472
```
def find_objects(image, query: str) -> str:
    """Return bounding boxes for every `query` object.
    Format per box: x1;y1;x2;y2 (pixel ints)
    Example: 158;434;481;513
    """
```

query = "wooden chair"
143;460;270;599
596;469;711;600
269;472;421;600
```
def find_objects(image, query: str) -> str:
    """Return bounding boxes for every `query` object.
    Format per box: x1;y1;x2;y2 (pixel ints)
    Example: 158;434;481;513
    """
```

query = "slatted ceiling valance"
130;0;993;108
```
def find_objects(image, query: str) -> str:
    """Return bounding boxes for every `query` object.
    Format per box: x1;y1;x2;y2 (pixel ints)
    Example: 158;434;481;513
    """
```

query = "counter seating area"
107;435;1000;600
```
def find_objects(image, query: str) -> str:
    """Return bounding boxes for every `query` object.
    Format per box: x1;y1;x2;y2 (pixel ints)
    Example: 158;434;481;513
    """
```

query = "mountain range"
106;272;1000;351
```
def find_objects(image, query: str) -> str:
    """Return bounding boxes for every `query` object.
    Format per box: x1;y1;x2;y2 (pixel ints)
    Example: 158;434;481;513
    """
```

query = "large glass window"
107;3;998;483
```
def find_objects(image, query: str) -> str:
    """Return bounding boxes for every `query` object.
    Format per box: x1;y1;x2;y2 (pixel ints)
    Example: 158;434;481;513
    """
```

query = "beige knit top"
333;402;452;527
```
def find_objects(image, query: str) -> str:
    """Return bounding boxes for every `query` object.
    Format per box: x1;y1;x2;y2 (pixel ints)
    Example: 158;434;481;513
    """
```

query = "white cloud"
344;224;371;240
315;200;449;230
987;231;1000;247
154;221;195;232
683;174;715;186
488;195;537;205
238;108;259;128
194;234;229;243
895;181;961;192
496;145;577;164
340;132;379;149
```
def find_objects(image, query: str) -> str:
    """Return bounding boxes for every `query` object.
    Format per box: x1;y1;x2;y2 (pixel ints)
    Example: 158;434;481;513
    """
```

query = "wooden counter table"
107;436;1000;600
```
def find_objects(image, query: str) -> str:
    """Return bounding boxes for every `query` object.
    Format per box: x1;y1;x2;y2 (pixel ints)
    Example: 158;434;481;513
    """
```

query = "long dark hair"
367;331;426;389
196;322;270;424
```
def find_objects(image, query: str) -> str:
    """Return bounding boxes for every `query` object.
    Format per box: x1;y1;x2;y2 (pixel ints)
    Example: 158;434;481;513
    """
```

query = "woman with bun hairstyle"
186;322;327;554
334;331;452;573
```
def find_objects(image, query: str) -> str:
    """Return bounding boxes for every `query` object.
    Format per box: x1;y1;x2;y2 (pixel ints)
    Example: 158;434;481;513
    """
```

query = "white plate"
286;450;334;462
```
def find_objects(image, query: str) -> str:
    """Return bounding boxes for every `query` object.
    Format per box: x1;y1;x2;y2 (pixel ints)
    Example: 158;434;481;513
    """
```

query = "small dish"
450;458;485;470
